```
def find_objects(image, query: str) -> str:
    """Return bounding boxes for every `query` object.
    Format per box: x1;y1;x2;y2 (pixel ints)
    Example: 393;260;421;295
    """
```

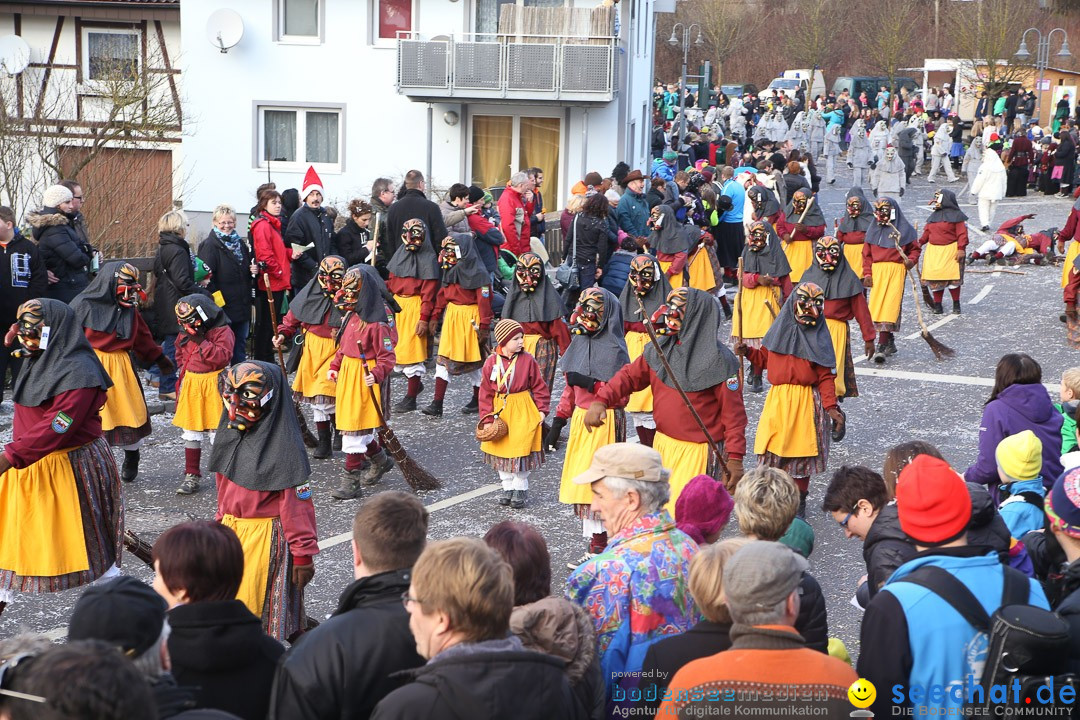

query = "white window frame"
253;103;346;174
370;0;418;48
81;26;142;87
275;0;324;45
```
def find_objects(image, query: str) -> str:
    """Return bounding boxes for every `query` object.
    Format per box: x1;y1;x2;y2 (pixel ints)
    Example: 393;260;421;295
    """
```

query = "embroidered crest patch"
725;375;740;392
52;411;73;434
295;482;312;501
383;336;393;350
481;286;490;298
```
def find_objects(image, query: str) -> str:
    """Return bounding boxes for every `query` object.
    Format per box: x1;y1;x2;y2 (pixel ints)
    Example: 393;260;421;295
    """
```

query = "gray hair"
510;171;530;188
603;476;670;513
132;619;170;679
211;204;236;223
727;588;799;627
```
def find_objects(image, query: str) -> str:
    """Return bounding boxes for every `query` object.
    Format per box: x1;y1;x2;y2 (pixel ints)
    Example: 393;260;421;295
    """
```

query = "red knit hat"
301;165;324;200
896;454;972;546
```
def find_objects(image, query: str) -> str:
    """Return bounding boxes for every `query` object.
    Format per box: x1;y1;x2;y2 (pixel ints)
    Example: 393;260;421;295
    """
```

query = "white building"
179;0;659;232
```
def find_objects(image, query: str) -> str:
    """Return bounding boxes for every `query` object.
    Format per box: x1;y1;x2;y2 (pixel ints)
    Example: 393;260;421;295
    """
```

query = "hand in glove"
724;457;744;492
415;320;429;338
155;354;176;376
477;326;491;356
793;223;807;234
583;401;608;432
826;407;845;430
899;187;905;197
758;274;775;287
862;276;873;288
544;416;568;451
847;161;854;169
566;372;598;391
291;562;315;589
864;340;877;359
903;258;915;270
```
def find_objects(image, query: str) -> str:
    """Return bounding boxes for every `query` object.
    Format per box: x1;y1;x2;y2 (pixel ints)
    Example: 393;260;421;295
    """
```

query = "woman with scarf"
251;189;293;363
273;255;347;459
738;283;841;516
648;205;690;288
862;197;920;362
781;188;826;282
423;232;493;417
386;219;441;413
210;361;318;643
477;319;551;509
548;287;630;563
0;298;120;598
1055;129;1077;198
172;294;234;496
801;237;875;401
733;221;792;394
198;204;254;363
837;187;874;274
918;189;969;315
327;266;396;499
501;251;570;392
618;255;673;447
72;261;170;483
588;287;747;506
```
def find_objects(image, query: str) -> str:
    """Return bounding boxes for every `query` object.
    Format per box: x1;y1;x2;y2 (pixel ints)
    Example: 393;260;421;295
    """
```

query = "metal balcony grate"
560;44;612;93
506;44;557;91
453;42;501;90
398;40;449;88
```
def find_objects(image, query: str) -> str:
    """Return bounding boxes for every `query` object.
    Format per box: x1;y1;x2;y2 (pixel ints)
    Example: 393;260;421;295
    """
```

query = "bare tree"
695;0;774;87
779;0;833;80
945;0;1041;99
854;0;923;99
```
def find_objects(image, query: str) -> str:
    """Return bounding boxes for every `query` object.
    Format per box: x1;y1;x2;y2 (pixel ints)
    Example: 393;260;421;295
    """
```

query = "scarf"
386;220;440;281
864;197;917;249
558;289;629;381
440;232;490;290
837;187;874;234
747;185;781;221
741;224;792;277
502;272;565;324
618;256;672;326
214;227;246;265
799;248;864;300
785;191;826;226
644;288;739;392
287;273;345;328
649;205;689;255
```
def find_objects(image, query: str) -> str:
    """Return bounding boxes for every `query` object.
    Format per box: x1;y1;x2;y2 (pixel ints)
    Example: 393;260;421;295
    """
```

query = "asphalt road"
1;158;1075;663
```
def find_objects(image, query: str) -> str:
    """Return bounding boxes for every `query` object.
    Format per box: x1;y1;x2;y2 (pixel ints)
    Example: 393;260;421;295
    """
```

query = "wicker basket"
475;412;509;442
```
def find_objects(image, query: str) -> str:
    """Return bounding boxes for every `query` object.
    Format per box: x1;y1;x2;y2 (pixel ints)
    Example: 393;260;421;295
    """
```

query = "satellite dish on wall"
0;35;30;76
206;9;244;54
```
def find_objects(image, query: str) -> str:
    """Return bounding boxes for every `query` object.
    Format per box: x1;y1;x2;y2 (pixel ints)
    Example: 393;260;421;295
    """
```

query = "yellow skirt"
481;390;543;459
1064;241;1080;288
754;382;818;458
292;332;338;399
659;260;685;289
220;514;273;622
687;249;716;292
732;284;782;340
0;447;88;577
825;318;849;399
522;334;542;356
921;242;960;282
653;431;710;513
624;331;654;413
784;240;814;282
394;293;427;366
560;406;618;505
173;369;224;432
843;242;864;277
94;349;147;431
336;356;382;432
437;302;481;363
869;261;906;325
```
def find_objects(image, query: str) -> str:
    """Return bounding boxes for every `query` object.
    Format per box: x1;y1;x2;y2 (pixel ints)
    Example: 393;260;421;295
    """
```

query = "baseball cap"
573;442;670;485
722;541;808;609
68;576;167;657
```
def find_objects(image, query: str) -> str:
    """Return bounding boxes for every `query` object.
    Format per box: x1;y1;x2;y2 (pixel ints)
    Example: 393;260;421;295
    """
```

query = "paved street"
1;160;1075;662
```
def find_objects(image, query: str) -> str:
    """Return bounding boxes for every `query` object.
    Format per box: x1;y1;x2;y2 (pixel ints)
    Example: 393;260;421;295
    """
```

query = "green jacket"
1056;400;1078;454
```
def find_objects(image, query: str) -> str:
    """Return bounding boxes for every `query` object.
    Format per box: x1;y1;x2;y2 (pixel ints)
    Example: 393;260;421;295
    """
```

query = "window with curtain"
258;106;342;170
378;0;413;39
474;0;566;36
306;112;339;164
519;117;560;209
471;115;513;191
264;110;297;162
86;30;140;81
280;0;320;38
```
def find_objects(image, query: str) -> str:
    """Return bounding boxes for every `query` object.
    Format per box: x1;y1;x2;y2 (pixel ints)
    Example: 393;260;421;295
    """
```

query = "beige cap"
572;442;670;485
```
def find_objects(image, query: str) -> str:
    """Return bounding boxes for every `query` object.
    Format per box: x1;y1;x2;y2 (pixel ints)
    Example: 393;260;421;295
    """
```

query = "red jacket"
330;317;396;378
387;275;440;322
215;476;318;564
520;320;571;353
862;241;920;278
918;221;969;250
4;388;106;469
433;284;494;331
252;213;291;292
84;313;162;365
175;325;235;383
278;308;334;340
745;347;837;410
498;186;532;255
825;295;875;343
479;352;551;417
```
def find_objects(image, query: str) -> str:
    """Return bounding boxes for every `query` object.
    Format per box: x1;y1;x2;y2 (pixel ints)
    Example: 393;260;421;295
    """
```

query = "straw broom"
888;223;955;360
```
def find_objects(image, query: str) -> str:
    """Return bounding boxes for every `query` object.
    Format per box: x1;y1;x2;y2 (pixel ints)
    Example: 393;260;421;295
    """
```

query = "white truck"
758;69;827;103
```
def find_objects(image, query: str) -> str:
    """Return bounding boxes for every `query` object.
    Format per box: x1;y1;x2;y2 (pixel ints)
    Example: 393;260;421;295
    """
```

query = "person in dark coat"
822;465;916;607
335;198;381;272
0;205;48;402
284;167;336;294
152;210;208;399
370;538;584;720
567;193;613;292
1055;130;1077;197
646;178;667;209
271;492;429;720
1006;133;1033;197
151;521;282;720
783;161;811;200
29;184;93;303
1037;468;1080;670
386;170;449;257
600;238;637;297
197;205;254;364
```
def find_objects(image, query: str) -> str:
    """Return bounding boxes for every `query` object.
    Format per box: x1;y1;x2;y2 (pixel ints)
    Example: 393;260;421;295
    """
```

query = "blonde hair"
158;209;188;237
411;538;513;643
566;195;585;214
733;467;799;541
689;537;751;623
1063;367;1080;398
211;205;236;224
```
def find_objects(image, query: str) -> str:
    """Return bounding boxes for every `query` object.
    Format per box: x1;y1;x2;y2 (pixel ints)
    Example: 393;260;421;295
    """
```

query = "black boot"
952;301;961;315
931;301;943;315
797;491;808;519
873;344;886;364
330;414;342;451
461;397;479;414
884;338;898;356
312;422;332;459
421;399;444;417
393;394;418;413
121;450;140;483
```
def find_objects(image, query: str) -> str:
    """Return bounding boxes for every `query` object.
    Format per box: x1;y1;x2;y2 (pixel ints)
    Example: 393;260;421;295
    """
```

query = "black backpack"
904;565;1077;712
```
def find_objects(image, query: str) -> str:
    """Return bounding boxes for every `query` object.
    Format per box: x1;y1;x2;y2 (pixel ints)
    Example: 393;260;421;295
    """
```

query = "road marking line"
903;313;959;340
969;285;993;305
855;366;1056;392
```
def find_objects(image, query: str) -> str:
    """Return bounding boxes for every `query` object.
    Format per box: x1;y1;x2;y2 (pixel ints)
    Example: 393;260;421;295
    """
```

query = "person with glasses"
822;464;915;609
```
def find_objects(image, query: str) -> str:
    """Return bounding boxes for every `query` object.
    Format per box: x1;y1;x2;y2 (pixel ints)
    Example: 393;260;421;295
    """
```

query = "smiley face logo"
848;678;876;709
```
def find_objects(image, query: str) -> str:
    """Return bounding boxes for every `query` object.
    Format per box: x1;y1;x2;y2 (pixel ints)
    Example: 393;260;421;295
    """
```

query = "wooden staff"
783;194;816;250
887;223;956;360
735;257;745;383
263;271;318;447
370;211;382;266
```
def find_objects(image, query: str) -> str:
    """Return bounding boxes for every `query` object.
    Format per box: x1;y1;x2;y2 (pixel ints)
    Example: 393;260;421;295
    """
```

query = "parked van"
758;69;826;103
831;76;917;106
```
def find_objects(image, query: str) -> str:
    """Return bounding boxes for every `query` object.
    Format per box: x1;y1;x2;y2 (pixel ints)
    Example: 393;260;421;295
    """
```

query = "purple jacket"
965;383;1063;489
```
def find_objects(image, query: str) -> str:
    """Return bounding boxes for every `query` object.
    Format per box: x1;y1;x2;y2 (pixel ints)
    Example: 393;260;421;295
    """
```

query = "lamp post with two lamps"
1015;28;1071;132
668;22;703;154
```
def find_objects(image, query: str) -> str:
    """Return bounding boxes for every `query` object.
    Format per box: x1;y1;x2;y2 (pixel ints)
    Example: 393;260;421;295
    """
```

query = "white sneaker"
566;552;598;571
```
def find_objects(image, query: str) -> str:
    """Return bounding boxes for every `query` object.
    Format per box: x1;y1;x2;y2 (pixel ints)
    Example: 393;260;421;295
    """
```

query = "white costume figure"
969;146;1007;231
868;120;890;189
846;118;872;188
910;116;928;174
962;137;984;190
727;98;748;143
927;128;958;183
809;110;826;159
823;123;843;184
786;111;808;147
704;105;720;128
752;112;770;143
875;146;907;201
769;111;789;141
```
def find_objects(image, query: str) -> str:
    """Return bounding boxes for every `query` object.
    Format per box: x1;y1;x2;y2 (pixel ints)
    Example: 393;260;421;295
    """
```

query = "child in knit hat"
477;318;550;509
997;429;1047;539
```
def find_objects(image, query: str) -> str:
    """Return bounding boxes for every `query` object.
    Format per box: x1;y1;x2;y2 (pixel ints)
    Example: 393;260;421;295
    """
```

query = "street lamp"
669;22;702;154
1016;27;1071;130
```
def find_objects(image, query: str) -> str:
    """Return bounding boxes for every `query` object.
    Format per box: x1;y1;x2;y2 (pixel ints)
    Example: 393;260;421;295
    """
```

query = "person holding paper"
285;166;336;293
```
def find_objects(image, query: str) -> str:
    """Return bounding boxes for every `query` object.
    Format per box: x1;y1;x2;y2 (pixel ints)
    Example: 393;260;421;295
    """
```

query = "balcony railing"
396;32;616;103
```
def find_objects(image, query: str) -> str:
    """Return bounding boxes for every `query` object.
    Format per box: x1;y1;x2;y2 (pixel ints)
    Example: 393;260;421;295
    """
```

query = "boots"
931;301;944;315
393;379;423;413
331;474;363;500
884;337;898;356
330;413;342;451
873;344;886;364
749;371;764;393
966;253;980;265
121;450;140;483
421;399;443;417
176;474;200;495
952;301;962;315
797;490;808;519
361;449;393;486
313;421;333;459
510;489;527;509
461;386;480;414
